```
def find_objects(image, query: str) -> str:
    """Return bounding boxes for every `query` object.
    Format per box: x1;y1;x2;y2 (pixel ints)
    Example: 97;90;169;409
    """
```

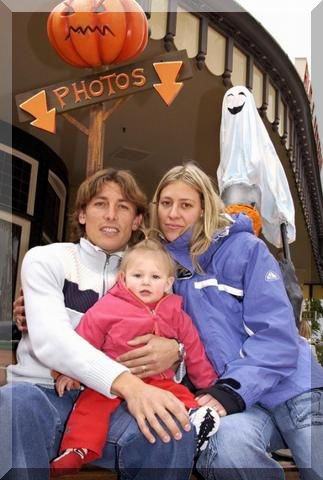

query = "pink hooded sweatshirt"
76;279;217;389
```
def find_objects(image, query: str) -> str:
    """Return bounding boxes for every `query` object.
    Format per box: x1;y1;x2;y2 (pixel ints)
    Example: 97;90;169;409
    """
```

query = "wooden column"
87;104;106;177
63;97;127;178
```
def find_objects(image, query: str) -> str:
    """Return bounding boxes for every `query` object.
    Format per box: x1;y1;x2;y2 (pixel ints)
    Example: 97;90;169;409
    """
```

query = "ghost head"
218;86;262;194
226;89;247;115
217;85;295;248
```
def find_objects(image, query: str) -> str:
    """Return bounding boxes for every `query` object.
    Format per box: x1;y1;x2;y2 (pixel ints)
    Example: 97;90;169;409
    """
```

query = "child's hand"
55;374;81;397
195;393;227;417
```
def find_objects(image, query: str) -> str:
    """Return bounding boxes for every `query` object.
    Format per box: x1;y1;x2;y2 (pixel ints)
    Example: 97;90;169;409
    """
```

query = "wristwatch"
177;342;186;362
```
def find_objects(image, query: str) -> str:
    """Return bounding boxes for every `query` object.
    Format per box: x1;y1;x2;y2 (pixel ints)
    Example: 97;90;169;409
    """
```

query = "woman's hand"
116;334;179;378
111;371;191;444
13;288;28;332
195;393;227;417
55;374;81;397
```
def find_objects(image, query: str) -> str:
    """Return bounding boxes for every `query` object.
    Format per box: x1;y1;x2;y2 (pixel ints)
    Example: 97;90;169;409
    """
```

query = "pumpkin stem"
96;0;105;11
63;0;74;11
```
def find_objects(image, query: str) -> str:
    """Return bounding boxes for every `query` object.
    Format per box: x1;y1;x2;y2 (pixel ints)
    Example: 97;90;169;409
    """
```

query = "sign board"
16;50;192;133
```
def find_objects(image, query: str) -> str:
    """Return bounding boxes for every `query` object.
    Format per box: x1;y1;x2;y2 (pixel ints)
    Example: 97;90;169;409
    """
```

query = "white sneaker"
189;406;220;454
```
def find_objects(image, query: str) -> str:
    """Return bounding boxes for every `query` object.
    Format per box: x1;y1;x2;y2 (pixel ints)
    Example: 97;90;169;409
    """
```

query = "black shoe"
190;407;220;454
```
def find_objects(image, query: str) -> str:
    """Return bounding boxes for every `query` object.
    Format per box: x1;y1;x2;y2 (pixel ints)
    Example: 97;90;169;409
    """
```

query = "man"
0;168;195;480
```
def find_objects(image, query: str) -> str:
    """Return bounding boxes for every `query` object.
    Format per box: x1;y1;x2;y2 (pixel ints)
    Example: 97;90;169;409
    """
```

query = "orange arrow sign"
153;61;184;106
19;90;56;134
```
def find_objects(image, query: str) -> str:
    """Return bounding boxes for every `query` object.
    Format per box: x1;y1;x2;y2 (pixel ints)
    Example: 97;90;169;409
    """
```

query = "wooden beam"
87;104;106;177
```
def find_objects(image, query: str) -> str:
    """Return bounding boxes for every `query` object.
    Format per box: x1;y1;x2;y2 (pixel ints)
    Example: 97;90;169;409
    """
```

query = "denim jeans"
0;383;195;480
196;389;323;480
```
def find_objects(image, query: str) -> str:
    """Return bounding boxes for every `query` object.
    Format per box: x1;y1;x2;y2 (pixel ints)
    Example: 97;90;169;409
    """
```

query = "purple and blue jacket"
165;214;323;413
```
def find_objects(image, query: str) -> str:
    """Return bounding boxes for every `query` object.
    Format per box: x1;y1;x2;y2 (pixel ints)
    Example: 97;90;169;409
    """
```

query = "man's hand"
55;374;81;397
116;334;179;378
195;393;227;417
111;372;191;444
13;288;28;332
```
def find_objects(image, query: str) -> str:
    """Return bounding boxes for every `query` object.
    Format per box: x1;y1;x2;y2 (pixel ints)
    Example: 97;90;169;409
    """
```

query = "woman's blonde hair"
150;163;230;265
119;238;176;277
70;168;147;243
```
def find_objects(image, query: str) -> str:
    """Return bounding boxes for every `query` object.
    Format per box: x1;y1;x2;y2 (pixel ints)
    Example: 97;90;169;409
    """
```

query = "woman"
150;163;323;480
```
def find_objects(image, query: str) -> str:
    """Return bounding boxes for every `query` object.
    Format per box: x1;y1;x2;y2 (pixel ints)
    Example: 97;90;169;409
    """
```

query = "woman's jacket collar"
164;213;253;274
164;227;229;274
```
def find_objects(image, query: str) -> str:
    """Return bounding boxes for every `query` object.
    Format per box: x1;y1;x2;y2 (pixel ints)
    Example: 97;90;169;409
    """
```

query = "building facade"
1;0;323;324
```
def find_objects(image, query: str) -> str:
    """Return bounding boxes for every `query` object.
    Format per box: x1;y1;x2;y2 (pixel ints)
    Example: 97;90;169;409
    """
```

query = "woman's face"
157;180;203;242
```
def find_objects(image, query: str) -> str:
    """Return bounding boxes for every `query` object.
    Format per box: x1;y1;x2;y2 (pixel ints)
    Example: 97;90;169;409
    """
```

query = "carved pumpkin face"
47;0;148;68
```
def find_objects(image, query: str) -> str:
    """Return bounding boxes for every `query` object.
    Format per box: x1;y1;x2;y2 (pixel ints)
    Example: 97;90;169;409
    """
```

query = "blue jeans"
196;389;323;480
0;383;195;480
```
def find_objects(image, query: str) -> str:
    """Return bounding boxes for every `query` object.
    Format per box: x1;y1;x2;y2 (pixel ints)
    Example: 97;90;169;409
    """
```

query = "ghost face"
226;90;247;115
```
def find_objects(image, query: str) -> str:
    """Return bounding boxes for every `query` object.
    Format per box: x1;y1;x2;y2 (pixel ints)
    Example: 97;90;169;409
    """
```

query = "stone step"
59;465;300;480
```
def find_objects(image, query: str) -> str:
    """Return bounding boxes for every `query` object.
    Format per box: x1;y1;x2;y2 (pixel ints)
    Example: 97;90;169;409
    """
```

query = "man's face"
79;181;142;253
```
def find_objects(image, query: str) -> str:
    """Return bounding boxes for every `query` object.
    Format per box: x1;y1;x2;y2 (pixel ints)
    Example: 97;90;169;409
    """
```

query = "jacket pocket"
287;389;323;428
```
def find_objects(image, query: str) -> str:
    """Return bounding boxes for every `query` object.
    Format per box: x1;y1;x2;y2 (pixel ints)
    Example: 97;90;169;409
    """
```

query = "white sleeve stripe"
243;322;255;336
194;278;244;297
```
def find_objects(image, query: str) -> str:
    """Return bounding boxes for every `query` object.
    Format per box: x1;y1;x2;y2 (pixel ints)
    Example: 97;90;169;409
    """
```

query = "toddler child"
51;239;220;476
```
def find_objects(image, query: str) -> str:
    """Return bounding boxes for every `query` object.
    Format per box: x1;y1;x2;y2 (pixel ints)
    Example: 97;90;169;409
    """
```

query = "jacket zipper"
126;288;171;379
102;255;109;297
126;286;169;317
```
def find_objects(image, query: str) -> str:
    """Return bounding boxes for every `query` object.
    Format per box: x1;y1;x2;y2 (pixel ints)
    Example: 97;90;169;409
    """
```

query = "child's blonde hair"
119;238;176;277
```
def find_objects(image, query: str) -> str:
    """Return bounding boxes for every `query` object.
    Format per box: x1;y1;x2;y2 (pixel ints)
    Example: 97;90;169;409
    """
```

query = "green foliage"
316;345;323;366
303;298;323;366
303;298;323;334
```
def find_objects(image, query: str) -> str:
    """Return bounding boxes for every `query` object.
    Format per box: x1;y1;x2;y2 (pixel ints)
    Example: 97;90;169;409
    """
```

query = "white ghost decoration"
217;85;296;248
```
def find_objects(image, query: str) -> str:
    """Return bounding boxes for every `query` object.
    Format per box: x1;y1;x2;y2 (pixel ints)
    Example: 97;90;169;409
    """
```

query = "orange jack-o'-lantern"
47;0;148;68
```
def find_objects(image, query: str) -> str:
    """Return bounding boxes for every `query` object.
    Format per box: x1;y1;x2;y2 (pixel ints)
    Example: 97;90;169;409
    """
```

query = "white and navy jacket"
7;238;127;398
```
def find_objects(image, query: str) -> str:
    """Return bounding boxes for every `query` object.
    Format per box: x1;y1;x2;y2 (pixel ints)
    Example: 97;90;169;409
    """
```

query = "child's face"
123;251;174;304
